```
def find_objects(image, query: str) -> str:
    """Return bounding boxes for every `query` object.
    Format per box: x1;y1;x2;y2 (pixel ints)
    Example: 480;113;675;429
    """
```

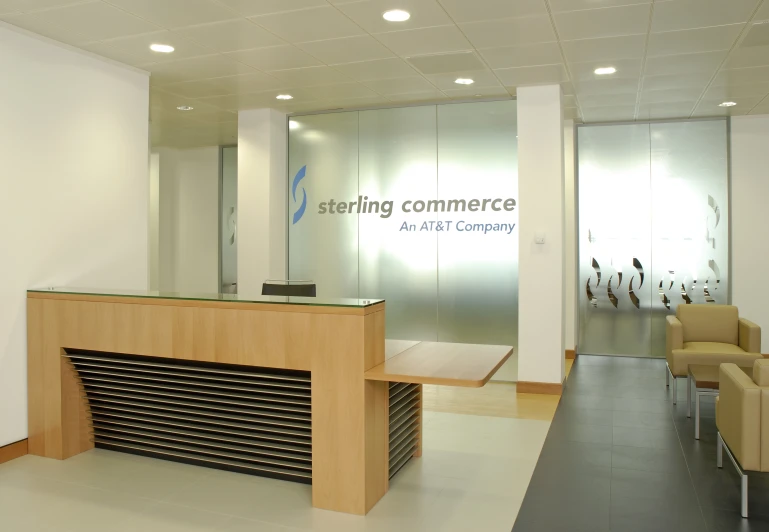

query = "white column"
237;108;288;297
563;120;577;352
517;85;565;386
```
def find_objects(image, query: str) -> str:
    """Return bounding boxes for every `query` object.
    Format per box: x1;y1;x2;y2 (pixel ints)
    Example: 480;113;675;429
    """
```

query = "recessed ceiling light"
150;44;174;53
594;66;616;75
455;78;474;85
719;101;737;107
276;94;293;100
176;105;193;111
288;120;300;130
383;9;410;22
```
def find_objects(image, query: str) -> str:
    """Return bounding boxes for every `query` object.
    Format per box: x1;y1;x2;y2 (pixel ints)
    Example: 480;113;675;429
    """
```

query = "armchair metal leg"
742;474;749;518
672;376;677;405
717;432;723;468
718;432;748;518
666;367;669;388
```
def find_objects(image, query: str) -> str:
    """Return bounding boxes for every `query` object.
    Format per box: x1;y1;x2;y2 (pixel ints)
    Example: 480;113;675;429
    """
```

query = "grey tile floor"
513;355;769;532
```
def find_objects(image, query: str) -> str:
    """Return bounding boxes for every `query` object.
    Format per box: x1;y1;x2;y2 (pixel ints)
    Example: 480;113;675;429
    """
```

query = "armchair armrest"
718;364;761;471
739;318;761;353
666;315;683;368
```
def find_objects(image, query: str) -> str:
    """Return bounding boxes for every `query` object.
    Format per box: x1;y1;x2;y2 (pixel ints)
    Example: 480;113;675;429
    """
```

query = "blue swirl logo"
292;165;307;224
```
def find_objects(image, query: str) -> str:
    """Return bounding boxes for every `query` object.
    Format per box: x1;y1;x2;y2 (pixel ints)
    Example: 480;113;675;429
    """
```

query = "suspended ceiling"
2;0;769;148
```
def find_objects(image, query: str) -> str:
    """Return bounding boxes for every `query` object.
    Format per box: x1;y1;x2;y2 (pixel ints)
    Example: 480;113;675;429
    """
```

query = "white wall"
517;85;565;385
152;147;220;294
731;115;769;353
563;120;577;352
238;109;288;297
0;23;150;447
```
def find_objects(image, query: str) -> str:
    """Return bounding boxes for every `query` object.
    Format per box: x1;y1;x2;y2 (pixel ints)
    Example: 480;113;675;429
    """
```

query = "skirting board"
0;439;28;465
566;349;576;360
517;381;563;395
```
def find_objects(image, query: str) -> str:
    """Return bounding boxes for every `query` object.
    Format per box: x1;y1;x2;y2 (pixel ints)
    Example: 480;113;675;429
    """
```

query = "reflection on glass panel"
578;124;653;357
577;119;729;357
436;101;518;346
358;107;438;341
288;113;359;298
221;146;238;294
649;120;729;355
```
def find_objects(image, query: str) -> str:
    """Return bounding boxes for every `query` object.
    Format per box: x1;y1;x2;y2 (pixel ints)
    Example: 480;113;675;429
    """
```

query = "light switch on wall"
535;234;546;244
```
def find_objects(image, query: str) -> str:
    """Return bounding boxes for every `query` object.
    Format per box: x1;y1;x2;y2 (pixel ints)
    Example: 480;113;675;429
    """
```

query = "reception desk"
26;288;513;515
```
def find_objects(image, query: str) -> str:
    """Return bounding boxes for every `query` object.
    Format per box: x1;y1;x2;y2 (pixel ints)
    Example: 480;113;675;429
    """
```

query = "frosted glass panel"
220;146;238;294
436;101;518;345
577;119;729;357
288;113;359;297
358;107;438;340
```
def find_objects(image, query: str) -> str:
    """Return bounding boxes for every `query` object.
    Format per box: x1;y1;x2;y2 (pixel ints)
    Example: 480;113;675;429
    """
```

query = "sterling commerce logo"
292;165;307;224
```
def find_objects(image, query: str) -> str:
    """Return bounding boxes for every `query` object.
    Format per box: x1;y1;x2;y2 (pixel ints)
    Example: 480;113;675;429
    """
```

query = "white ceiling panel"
641;72;713;90
479;42;562;69
438;0;546;23
303;82;381;99
458;15;556;49
638;88;704;103
493;64;569;86
560;34;646;63
0;0;88;13
332;57;418;81
643;51;727;77
225;45;322;71
373;25;472;56
30;1;160;40
580;105;637;121
703;82;769;100
103;30;214;63
724;45;769;69
548;0;651;13
143;54;255;84
407;52;485;74
442;87;511;99
636;101;696;119
80;42;148;66
578;92;638;107
104;0;238;28
647;24;744;57
572;77;640;95
553;4;651;41
0;12;92;45
362;76;438;95
215;0;328;17
425;70;502;90
336;0;453;33
298;35;393;64
161;72;287;98
711;66;769;86
268;65;354;86
250;6;365;43
651;0;758;33
386;90;448;103
568;58;643;81
757;2;769;21
172;20;285;53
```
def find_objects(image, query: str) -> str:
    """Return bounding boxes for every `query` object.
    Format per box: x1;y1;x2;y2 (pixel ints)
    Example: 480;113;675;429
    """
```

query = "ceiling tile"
29;1;160;41
741;22;769;47
560;35;646;63
407;52;485;74
197;90;295;110
636;101;695;119
578;92;638;107
102;30;213;63
647;24;743;57
305;82;381;99
250;6;365;43
572;77;639;95
442;87;511;99
493;64;569;86
479;42;563;69
161;72;286;98
549;0;651;13
692;98;759;116
297;35;393;64
0;0;87;14
703;82;769;100
553;4;651;41
724;45;769;69
268;65;354;86
332;57;418;81
105;0;238;28
757;2;769;21
425;70;502;90
438;0;546;23
319;95;393;109
564;107;582;120
0;12;92;45
373;25;472;56
569;58;643;81
644;51;726;77
362;76;437;95
638;88;703;103
641;72;712;90
711;66;769;87
651;0;757;33
143;54;256;84
386;90;448;103
580;105;637;122
172;20;285;53
80;41;148;66
224;45;322;70
336;0;452;33
215;0;328;17
458;15;556;48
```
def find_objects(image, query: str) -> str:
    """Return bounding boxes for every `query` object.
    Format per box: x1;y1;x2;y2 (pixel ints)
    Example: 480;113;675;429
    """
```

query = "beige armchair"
716;360;769;517
666;304;762;403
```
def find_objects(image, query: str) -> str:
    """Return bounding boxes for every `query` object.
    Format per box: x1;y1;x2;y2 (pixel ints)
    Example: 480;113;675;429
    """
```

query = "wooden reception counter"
26;288;513;515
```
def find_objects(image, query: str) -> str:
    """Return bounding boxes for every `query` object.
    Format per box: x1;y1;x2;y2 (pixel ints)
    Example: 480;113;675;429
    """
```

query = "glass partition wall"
577;119;729;357
288;101;519;366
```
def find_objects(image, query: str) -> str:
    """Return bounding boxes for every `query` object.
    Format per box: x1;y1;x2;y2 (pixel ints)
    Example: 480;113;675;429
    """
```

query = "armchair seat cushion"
670;342;763;376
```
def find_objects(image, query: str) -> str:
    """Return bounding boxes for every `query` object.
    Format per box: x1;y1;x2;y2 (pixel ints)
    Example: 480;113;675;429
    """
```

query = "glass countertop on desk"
28;287;384;308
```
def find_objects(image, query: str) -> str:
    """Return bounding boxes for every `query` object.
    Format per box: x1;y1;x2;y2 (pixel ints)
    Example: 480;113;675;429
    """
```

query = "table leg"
687;374;692;418
695;391;701;440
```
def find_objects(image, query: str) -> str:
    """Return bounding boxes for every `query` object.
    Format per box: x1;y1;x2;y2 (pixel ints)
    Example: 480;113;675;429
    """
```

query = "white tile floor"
0;411;550;532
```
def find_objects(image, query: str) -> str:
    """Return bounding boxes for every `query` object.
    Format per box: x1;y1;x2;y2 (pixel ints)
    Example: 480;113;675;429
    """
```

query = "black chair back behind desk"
261;281;317;298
